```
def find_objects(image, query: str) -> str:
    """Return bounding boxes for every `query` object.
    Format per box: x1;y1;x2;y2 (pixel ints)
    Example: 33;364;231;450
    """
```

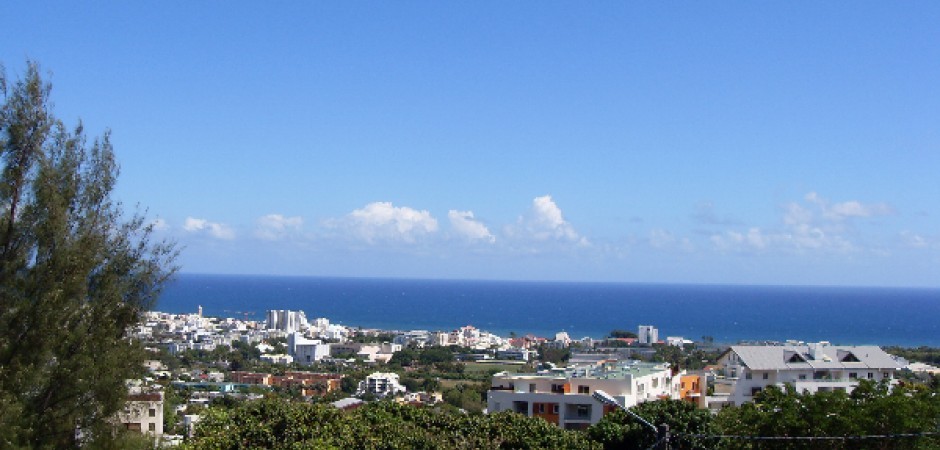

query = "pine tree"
0;62;177;448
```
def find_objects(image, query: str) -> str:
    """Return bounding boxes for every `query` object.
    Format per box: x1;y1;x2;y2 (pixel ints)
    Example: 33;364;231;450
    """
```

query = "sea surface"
156;274;940;348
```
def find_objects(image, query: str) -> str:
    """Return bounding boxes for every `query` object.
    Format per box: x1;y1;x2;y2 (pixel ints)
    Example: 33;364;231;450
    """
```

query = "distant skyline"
2;2;938;287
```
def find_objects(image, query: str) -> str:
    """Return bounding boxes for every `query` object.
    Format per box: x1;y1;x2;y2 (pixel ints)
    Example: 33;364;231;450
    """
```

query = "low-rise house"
486;361;678;430
714;342;901;407
117;388;164;435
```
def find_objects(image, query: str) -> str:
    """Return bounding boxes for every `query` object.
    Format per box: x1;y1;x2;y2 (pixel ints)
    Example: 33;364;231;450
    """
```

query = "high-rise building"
638;325;658;345
266;309;309;333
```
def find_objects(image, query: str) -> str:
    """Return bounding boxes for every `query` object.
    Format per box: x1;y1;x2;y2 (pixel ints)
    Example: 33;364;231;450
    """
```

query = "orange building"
679;374;706;408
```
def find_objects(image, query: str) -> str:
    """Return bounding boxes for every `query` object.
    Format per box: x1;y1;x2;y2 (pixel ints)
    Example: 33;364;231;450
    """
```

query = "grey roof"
728;345;900;371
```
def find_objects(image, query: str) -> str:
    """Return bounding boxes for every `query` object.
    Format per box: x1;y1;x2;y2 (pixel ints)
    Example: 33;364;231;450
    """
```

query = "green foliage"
609;330;638;339
441;382;488;413
587;399;716;450
653;344;715;371
184;397;600;449
0;62;176;447
714;381;940;449
539;346;571;365
886;346;940;365
389;346;456;368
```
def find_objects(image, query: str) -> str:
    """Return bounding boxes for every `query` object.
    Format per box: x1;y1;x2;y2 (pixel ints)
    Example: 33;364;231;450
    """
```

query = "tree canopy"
185;397;600;450
0;62;176;447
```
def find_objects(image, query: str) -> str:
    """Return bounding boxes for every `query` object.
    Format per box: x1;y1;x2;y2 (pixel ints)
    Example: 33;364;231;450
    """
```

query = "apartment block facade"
487;361;678;429
714;342;901;407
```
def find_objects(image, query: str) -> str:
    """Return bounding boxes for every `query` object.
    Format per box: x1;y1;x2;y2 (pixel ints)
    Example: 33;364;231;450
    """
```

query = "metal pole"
658;424;670;450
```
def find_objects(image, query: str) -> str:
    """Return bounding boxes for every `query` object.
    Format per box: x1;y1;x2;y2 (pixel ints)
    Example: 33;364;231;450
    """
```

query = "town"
122;307;940;446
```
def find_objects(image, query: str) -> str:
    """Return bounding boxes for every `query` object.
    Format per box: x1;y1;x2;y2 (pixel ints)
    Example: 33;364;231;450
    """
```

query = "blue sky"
3;2;938;286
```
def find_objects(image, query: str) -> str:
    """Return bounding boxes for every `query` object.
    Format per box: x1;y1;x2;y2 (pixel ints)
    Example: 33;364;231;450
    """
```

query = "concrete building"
288;332;330;364
638;325;658;345
486;361;678;429
117;390;164;435
357;372;407;398
266;310;308;333
713;342;901;407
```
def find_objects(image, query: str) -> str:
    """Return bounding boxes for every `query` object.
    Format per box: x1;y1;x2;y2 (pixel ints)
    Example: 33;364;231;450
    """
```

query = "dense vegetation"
184;398;600;450
0;62;176;447
185;379;940;449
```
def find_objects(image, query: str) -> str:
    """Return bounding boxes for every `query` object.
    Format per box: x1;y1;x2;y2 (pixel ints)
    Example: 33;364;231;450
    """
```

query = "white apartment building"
638;325;658;345
357;372;407;398
288;332;330;365
487;361;679;430
266;310;309;333
714;342;901;407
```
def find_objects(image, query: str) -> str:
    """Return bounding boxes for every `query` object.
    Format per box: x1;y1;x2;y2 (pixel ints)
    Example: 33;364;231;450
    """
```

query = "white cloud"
184;217;236;240
255;214;303;241
805;192;894;221
710;192;884;254
332;202;438;244
511;195;588;245
448;210;495;243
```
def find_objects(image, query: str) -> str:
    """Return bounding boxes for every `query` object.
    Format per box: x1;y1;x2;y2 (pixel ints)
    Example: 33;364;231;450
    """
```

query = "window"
750;387;762;396
798;374;807;380
883;372;890;379
576;404;590;418
868;372;874;379
149;408;156;417
529;383;536;393
578;385;590;394
763;373;769;380
148;423;155;432
551;383;564;393
537;403;545;413
552;404;559;414
849;372;858;379
745;372;752;380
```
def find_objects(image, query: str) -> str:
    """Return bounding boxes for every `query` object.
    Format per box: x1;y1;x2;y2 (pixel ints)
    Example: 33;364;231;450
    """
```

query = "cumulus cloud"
255;214;303;241
448;210;495;243
330;202;438;244
183;217;236;240
710;192;883;253
510;195;588;245
805;192;894;221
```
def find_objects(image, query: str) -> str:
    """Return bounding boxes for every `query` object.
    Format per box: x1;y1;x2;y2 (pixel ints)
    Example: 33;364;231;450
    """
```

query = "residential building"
230;371;342;397
679;374;707;408
117;389;164;435
713;342;901;407
487;361;678;429
289;332;330;364
638;325;658;345
266;310;308;333
357;372;407;398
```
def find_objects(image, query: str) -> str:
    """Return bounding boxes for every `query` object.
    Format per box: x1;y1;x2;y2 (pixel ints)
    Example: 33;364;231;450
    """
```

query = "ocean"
155;274;940;348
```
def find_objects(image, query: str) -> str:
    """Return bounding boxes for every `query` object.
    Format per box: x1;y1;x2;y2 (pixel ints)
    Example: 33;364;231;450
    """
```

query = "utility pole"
658;423;670;450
